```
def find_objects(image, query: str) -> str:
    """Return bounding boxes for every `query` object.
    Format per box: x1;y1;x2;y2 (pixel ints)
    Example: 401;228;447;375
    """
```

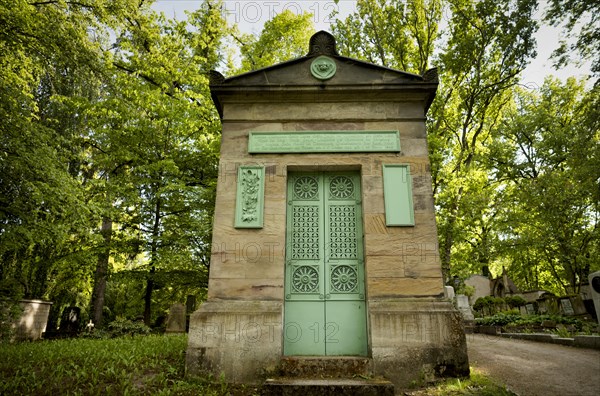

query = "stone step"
262;377;395;396
277;356;373;378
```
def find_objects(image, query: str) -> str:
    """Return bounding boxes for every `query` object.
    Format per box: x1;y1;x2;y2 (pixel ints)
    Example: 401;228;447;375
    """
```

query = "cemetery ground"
2;332;598;395
466;334;600;396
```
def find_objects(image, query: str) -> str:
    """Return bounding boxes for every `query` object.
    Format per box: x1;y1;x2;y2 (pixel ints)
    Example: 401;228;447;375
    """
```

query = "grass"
0;334;238;395
405;368;517;395
1;335;513;396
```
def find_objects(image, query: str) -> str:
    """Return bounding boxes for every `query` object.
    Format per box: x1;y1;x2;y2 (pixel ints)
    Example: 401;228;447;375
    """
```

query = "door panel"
325;301;368;356
284;172;367;356
283;301;325;355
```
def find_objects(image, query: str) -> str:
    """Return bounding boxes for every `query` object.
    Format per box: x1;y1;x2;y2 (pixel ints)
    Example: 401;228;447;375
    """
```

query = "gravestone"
464;274;491;304
165;303;186;333
519;306;528;316
59;306;81;335
456;295;475;321
568;295;588;315
589;271;600;324
186;31;469;388
444;285;455;300
13;299;52;340
559;298;575;316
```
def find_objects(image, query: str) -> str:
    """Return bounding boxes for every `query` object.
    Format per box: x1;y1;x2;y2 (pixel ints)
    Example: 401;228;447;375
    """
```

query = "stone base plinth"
186;298;469;387
186;300;282;383
369;299;469;387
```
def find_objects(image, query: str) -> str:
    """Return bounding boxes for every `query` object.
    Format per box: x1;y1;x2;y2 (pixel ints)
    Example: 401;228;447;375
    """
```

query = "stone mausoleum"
186;31;468;388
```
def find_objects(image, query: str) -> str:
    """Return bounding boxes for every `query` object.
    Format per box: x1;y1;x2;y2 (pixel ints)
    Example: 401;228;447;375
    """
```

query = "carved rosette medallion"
294;176;319;200
292;266;319;293
330;265;358;292
329;176;354;199
310;56;336;81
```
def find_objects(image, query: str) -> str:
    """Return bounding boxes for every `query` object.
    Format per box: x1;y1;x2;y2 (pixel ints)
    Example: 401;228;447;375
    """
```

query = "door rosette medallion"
329;176;354;199
330;265;358;292
310;56;336;81
294;176;319;200
292;266;319;293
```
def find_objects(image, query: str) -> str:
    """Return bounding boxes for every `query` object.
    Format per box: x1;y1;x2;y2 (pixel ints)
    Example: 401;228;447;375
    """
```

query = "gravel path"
467;333;600;396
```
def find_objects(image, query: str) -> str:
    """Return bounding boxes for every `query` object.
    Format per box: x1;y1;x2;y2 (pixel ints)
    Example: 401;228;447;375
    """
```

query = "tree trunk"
144;192;162;327
441;193;461;284
90;217;112;327
143;266;155;326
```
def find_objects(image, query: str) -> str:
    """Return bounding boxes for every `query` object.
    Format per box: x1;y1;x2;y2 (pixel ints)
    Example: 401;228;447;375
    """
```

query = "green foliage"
0;0;118;301
0;1;226;326
457;284;476;297
0;298;22;342
544;0;600;77
0;334;264;395
491;78;600;294
473;296;525;315
473;296;491;312
473;296;505;311
233;10;315;74
553;325;572;338
504;296;527;308
476;312;524;327
85;0;226;325
0;334;203;395
333;0;442;74
104;317;151;338
475;312;593;334
428;0;538;281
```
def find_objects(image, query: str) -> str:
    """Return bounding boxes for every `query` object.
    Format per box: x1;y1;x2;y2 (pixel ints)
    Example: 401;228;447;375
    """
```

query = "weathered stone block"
369;299;469;388
186;301;282;383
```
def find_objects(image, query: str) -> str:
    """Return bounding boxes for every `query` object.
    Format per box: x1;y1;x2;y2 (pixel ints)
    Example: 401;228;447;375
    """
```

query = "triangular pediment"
209;31;438;116
211;31;434;87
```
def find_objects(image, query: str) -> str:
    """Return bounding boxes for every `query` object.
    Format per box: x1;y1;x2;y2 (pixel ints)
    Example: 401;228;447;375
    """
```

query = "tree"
232;10;315;74
430;0;538;281
0;0;133;304
0;0;227;327
491;78;600;293
544;0;600;78
87;1;226;325
332;0;441;74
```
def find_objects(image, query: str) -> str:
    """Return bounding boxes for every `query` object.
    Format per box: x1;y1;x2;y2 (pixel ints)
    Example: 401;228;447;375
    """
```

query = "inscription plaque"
248;131;400;153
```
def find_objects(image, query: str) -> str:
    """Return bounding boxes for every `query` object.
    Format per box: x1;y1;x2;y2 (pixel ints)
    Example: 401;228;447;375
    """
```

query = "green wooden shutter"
382;164;414;226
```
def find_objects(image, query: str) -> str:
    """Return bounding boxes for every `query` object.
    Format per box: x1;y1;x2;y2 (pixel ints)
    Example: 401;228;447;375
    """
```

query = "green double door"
284;172;367;356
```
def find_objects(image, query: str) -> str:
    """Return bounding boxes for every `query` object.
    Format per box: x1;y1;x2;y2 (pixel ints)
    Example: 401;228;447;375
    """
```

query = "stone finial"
307;31;339;56
208;70;225;85
423;67;439;83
